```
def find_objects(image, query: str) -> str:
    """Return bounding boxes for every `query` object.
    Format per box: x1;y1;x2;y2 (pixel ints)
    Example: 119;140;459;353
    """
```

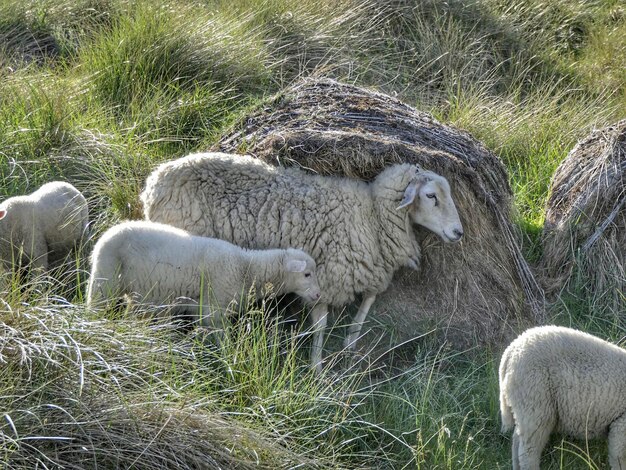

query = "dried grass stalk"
216;78;544;351
542;119;626;313
0;301;307;469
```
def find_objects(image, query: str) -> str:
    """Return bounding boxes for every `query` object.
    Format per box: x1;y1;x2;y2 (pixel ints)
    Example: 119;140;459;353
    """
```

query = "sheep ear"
285;259;307;273
397;183;418;210
0;208;6;220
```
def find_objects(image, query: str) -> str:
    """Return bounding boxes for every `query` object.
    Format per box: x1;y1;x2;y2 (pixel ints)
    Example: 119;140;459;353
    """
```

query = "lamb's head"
281;249;321;305
397;169;464;243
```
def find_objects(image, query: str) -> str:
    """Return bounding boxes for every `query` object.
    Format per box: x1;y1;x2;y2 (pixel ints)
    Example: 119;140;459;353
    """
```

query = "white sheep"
0;181;88;271
140;152;463;372
86;220;321;328
499;325;626;470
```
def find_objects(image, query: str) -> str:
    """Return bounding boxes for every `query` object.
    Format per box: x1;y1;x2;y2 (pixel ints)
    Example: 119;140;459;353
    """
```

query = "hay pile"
216;78;544;351
542;119;626;313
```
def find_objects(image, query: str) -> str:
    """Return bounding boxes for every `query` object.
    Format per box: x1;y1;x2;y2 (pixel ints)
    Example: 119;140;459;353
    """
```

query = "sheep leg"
86;255;123;310
309;303;328;373
30;249;49;272
516;421;553;470
26;233;49;272
343;294;376;350
511;427;521;470
199;308;227;331
608;414;626;470
194;307;229;346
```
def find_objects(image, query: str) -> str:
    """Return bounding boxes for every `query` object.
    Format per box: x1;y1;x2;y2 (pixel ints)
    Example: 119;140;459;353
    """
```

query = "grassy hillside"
0;0;625;468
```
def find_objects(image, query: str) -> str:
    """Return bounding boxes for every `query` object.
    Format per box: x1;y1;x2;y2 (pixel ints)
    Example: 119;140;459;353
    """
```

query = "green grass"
1;0;625;467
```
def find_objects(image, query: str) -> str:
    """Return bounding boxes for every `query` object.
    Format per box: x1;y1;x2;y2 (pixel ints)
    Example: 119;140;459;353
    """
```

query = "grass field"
0;0;625;468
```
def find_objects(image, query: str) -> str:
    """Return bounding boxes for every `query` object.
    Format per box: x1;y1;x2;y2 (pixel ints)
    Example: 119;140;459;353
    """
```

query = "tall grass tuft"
0;278;315;468
80;2;270;111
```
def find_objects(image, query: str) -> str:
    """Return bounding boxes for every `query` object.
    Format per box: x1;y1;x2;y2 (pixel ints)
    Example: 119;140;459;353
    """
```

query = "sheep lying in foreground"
140;152;463;371
0;181;88;271
500;325;626;470
86;220;321;328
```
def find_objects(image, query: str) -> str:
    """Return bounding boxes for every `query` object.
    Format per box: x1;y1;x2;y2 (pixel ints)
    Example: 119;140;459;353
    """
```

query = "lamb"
499;325;626;470
0;181;88;271
86;220;321;329
140;152;463;371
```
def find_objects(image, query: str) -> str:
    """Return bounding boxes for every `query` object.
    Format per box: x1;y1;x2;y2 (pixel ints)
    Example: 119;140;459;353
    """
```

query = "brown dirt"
542;119;626;315
215;78;544;353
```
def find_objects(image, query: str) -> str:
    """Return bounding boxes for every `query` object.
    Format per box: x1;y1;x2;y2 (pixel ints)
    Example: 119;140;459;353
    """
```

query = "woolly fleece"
140;152;462;369
141;152;459;308
0;181;88;270
500;325;626;470
86;220;320;324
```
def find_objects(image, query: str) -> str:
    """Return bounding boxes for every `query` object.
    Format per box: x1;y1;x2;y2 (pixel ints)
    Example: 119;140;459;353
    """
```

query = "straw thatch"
216;78;544;352
542;119;626;313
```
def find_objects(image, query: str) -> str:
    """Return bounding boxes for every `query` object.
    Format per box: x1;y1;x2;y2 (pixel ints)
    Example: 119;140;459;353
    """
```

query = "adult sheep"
0;181;88;271
140;152;463;371
500;325;626;470
86;220;321;328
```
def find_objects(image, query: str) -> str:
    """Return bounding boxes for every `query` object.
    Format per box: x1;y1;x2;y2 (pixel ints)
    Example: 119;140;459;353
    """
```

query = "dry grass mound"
0;293;309;469
542;119;626;313
216;78;544;352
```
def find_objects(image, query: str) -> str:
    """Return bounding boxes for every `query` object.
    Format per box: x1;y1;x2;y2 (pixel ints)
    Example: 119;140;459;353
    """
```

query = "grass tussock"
0;277;300;469
0;275;499;469
80;2;271;110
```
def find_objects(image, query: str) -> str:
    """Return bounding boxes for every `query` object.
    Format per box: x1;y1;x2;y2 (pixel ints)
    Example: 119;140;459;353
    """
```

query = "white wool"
86;220;320;327
140;152;463;371
500;325;626;470
0;181;88;270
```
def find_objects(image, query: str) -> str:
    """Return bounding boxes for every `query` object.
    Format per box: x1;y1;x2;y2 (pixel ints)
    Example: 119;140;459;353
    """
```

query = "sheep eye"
426;193;437;199
304;272;311;278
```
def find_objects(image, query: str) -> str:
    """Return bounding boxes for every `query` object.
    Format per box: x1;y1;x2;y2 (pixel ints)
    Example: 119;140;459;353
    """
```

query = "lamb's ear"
285;258;307;273
397;182;418;210
0;208;6;220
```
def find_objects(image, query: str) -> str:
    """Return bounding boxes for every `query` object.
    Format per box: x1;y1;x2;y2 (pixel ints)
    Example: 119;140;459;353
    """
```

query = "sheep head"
282;248;322;305
397;170;464;243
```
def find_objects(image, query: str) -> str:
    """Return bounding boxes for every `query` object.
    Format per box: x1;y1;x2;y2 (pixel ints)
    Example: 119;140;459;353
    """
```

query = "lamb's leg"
516;421;553;470
86;255;122;310
193;306;228;346
199;307;228;332
309;303;328;373
28;233;49;272
343;294;376;350
511;427;520;470
608;414;626;470
30;249;49;272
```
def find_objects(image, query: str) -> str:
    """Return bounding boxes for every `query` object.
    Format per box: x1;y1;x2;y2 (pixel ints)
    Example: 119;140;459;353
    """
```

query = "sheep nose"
453;228;464;240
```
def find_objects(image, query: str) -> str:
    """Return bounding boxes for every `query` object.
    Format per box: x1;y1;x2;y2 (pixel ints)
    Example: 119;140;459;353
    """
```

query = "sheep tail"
500;391;514;432
499;349;515;433
86;248;122;308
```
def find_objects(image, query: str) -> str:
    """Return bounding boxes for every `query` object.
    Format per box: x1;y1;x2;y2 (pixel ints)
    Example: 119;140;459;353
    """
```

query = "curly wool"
141;152;420;308
500;325;626;469
86;220;320;323
0;181;88;270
